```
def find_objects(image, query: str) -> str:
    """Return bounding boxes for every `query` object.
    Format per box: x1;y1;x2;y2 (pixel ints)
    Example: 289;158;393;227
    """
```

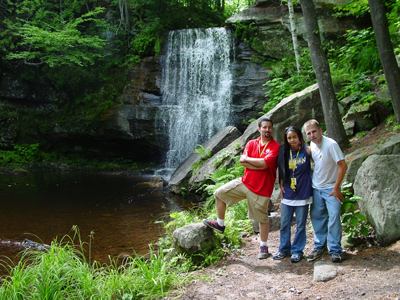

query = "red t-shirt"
241;138;280;197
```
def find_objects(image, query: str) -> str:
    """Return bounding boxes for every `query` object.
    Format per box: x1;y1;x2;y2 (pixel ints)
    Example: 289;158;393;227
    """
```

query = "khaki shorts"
214;178;270;223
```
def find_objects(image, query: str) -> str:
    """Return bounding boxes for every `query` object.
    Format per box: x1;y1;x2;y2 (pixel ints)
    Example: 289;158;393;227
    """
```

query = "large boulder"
169;126;241;193
344;133;400;184
172;223;215;253
188;138;243;192
354;155;400;245
242;83;324;144
342;100;392;135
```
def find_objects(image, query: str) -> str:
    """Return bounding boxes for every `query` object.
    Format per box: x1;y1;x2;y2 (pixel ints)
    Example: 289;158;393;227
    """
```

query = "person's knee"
214;188;227;203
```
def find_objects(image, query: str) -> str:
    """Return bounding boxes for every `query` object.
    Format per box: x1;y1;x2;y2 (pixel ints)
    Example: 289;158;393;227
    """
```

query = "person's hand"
330;187;344;202
240;155;247;163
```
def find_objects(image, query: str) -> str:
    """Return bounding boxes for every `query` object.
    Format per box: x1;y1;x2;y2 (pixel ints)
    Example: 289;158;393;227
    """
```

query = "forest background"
0;0;399;299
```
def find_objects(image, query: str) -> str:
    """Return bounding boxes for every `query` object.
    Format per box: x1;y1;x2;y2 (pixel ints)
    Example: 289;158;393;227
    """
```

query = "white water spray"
157;28;233;172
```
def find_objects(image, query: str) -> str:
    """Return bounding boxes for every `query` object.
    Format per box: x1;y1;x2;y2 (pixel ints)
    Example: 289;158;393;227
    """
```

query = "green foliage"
385;115;400;132
341;184;374;244
263;49;315;112
6;5;106;67
224;0;256;18
192;145;213;171
329;28;383;107
333;29;380;75
336;73;376;104
333;0;369;17
161;153;252;268
0;230;190;299
388;0;400;54
0;144;40;165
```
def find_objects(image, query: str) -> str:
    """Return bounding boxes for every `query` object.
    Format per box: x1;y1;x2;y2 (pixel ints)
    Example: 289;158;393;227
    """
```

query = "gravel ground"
167;226;400;300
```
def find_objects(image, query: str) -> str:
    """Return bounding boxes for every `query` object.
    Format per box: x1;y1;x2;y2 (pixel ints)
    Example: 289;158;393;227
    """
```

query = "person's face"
304;124;323;144
286;130;301;150
258;121;273;139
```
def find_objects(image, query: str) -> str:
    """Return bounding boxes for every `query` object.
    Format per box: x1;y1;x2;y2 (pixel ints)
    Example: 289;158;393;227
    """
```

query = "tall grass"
0;240;190;299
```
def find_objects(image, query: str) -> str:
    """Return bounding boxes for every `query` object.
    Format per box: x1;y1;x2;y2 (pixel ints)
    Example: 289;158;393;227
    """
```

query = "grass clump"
0;231;190;299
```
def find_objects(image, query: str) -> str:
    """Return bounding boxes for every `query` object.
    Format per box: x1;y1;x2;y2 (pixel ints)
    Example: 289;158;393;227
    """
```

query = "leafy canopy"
4;2;107;67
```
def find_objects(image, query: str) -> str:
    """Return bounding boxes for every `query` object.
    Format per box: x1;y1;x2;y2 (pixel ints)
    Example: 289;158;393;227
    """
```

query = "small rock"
313;261;338;282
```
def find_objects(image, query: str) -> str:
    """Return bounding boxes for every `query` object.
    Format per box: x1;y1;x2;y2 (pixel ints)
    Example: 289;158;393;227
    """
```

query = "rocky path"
168;228;400;300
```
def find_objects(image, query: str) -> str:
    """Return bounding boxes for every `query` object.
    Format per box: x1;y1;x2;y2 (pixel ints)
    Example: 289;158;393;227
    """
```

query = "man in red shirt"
204;118;280;259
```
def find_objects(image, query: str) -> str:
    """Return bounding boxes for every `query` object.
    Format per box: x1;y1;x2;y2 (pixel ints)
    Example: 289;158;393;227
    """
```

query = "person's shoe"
203;219;225;233
257;245;269;259
272;251;288;260
331;253;343;263
307;249;324;262
290;253;303;263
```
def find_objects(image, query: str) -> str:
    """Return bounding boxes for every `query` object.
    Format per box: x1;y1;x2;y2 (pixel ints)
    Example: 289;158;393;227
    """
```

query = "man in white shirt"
303;119;348;263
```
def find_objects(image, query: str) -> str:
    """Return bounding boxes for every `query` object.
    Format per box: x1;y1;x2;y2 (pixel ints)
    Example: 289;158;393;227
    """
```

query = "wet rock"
133;176;165;190
0;239;50;252
231;44;269;129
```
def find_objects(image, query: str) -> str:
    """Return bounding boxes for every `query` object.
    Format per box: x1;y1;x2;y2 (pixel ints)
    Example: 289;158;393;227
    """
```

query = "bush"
341;184;374;246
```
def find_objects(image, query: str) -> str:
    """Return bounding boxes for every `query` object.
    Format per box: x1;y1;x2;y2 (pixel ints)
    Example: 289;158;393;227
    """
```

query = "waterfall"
158;27;233;172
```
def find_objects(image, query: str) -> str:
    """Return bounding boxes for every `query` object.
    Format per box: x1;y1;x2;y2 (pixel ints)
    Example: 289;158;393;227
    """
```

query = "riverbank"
168;227;400;299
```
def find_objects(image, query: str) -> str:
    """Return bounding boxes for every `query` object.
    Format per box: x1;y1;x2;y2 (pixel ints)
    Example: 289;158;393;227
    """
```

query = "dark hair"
282;126;305;181
283;126;305;150
258;117;273;128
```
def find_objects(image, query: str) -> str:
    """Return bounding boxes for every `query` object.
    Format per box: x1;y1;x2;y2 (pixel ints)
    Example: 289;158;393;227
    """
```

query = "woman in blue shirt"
273;126;313;263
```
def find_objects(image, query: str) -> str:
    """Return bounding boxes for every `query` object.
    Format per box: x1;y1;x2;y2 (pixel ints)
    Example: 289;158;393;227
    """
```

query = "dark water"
0;171;190;262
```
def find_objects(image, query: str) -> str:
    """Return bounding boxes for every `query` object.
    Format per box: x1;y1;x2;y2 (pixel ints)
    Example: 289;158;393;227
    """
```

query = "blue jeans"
279;203;309;255
311;188;343;255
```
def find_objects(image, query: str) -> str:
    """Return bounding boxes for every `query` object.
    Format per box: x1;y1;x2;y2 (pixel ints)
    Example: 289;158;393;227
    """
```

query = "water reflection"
0;171;191;262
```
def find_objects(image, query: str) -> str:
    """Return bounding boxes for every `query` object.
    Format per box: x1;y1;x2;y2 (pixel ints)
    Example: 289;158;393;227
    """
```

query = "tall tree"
368;0;400;122
299;0;348;147
288;0;301;73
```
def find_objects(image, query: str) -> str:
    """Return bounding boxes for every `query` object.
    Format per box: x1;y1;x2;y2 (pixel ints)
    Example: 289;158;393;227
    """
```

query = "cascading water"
157;27;233;174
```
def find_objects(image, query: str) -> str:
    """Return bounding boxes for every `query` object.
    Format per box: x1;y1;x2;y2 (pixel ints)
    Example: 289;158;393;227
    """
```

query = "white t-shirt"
311;136;345;189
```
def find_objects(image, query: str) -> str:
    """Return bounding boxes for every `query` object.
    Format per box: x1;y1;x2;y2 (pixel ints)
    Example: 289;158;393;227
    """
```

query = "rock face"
97;56;167;160
169;126;241;193
173;223;215;253
227;0;357;43
230;43;268;130
344;134;400;184
354;155;400;245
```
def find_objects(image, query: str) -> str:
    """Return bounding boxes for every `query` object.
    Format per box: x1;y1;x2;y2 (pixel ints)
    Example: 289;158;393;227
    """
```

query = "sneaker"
272;251;289;260
331;253;342;263
307;249;324;262
203;219;225;233
257;245;269;260
290;253;303;263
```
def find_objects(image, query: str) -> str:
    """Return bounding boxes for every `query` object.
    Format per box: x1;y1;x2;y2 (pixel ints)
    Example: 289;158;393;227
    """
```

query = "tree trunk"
299;0;348;147
368;0;400;122
288;0;301;73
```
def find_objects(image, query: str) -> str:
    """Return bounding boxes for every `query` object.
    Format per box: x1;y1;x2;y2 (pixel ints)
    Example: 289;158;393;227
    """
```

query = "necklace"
258;140;270;157
289;148;300;191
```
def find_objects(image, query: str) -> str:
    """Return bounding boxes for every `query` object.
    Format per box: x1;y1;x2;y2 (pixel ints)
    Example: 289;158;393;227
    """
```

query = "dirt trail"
168;229;400;300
